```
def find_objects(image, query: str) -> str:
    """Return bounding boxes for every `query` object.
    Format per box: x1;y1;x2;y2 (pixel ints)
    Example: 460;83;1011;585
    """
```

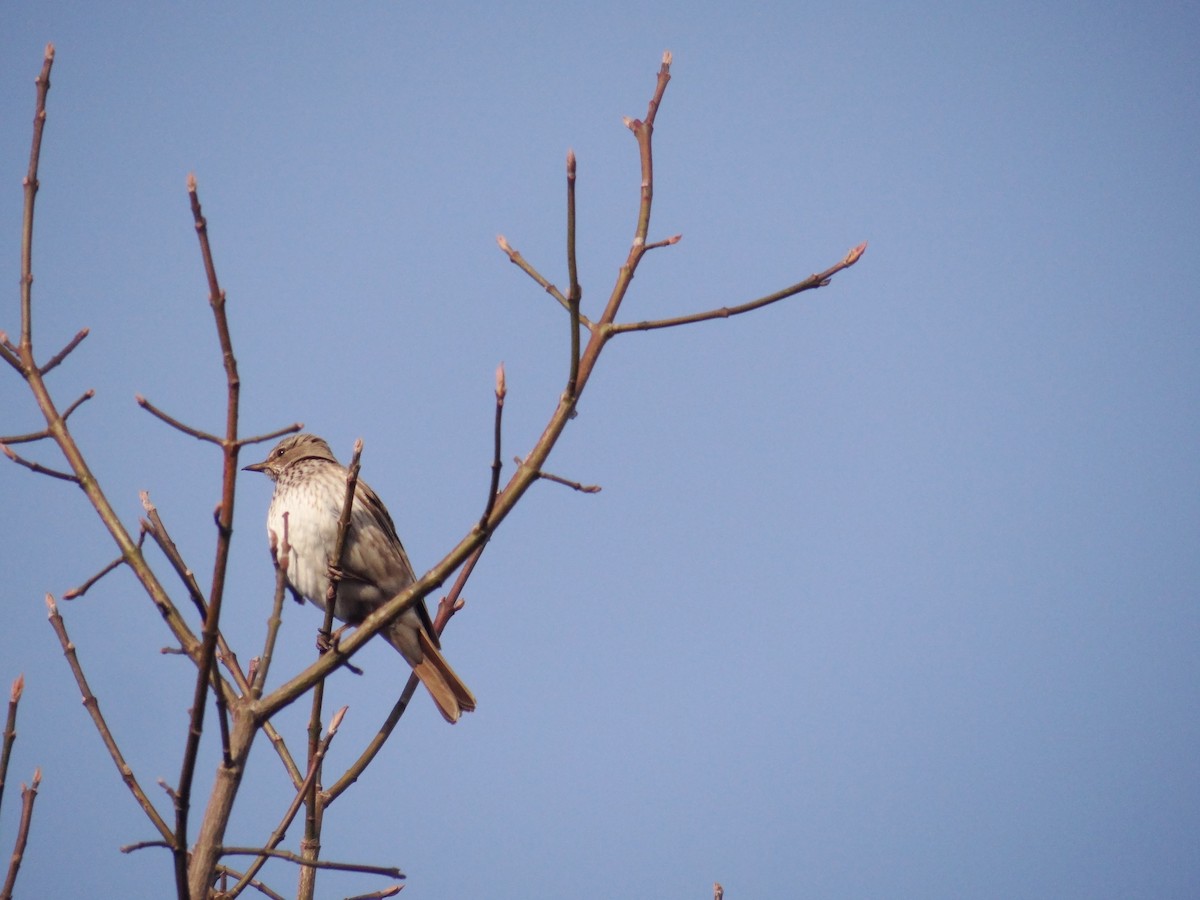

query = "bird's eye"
275;448;285;457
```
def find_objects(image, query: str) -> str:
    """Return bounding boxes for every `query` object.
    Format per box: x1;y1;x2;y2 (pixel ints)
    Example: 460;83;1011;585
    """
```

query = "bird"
244;433;475;723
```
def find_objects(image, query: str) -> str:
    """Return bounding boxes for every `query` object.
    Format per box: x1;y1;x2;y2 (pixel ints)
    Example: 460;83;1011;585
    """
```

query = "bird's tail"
410;628;477;724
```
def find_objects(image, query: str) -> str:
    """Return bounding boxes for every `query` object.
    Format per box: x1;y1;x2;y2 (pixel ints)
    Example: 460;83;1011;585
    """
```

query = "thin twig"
0;768;40;900
322;573;468;807
0;426;47;444
218;848;403;880
237;423;304;450
0;675;24;817
213;866;287;900
141;493;208;619
136;395;222;443
179;170;249;898
62;550;130;600
513;456;601;494
344;886;404;899
59;388;95;421
478;364;506;530
495;234;594;328
644;233;682;252
44;596;174;842
19;44;54;352
609;242;868;334
566;149;582;396
301;440;363;897
252;530;292;702
0;442;78;482
222;708;347;900
38;327;89;375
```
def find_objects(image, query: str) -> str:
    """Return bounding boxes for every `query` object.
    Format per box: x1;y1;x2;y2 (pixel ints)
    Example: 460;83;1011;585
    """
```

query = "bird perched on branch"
245;433;475;723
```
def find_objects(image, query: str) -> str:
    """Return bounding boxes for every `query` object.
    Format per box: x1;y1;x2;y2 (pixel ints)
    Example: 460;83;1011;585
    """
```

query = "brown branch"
345;886;404;900
0;676;23;818
136;394;222;443
19;44;54;352
251;530;292;702
644;233;682;252
566;149;583;396
211;868;285;900
478;364;506;529
0;342;19;374
495;234;594;329
38;327;89;375
59;388;94;421
221;708;347;900
237;422;304;450
181;169;252;898
44;596;174;842
212;866;287;900
0;768;40;900
0;426;46;444
218;847;403;881
62;548;132;600
322;575;469;807
141;493;208;619
610;241;868;334
252;54;679;723
513;456;602;494
0;442;78;482
298;440;363;898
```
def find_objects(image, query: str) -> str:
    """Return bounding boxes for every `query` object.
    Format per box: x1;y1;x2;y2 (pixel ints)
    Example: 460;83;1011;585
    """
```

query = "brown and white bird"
245;433;475;723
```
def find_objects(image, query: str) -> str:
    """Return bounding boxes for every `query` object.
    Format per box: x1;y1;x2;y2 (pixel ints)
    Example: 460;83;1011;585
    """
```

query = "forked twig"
221;708;347;900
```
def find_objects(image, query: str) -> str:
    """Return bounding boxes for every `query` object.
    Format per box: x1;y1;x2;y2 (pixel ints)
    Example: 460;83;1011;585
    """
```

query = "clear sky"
2;3;1198;898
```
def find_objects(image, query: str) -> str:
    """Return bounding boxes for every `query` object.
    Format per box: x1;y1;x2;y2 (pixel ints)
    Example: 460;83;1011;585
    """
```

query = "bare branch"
478;363;506;530
44;596;174;842
609;242;868;334
644;233;682;252
140;493;208;619
251;530;292;702
62;549;130;600
0;768;40;900
136;394;222;443
212;866;288;900
345;886;404;899
37;327;89;375
19;44;54;352
0;442;78;483
496;234;594;328
237;422;305;450
219;848;403;881
566;150;583;396
221;708;347;899
513;456;602;494
0;675;24;818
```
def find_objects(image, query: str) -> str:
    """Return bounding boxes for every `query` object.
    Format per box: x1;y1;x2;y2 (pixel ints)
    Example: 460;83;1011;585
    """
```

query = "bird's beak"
243;460;268;473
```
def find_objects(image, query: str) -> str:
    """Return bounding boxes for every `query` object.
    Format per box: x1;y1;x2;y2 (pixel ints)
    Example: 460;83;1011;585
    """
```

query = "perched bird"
244;433;475;723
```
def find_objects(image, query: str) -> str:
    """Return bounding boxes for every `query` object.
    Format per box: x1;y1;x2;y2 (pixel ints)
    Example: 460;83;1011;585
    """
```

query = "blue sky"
2;3;1198;898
